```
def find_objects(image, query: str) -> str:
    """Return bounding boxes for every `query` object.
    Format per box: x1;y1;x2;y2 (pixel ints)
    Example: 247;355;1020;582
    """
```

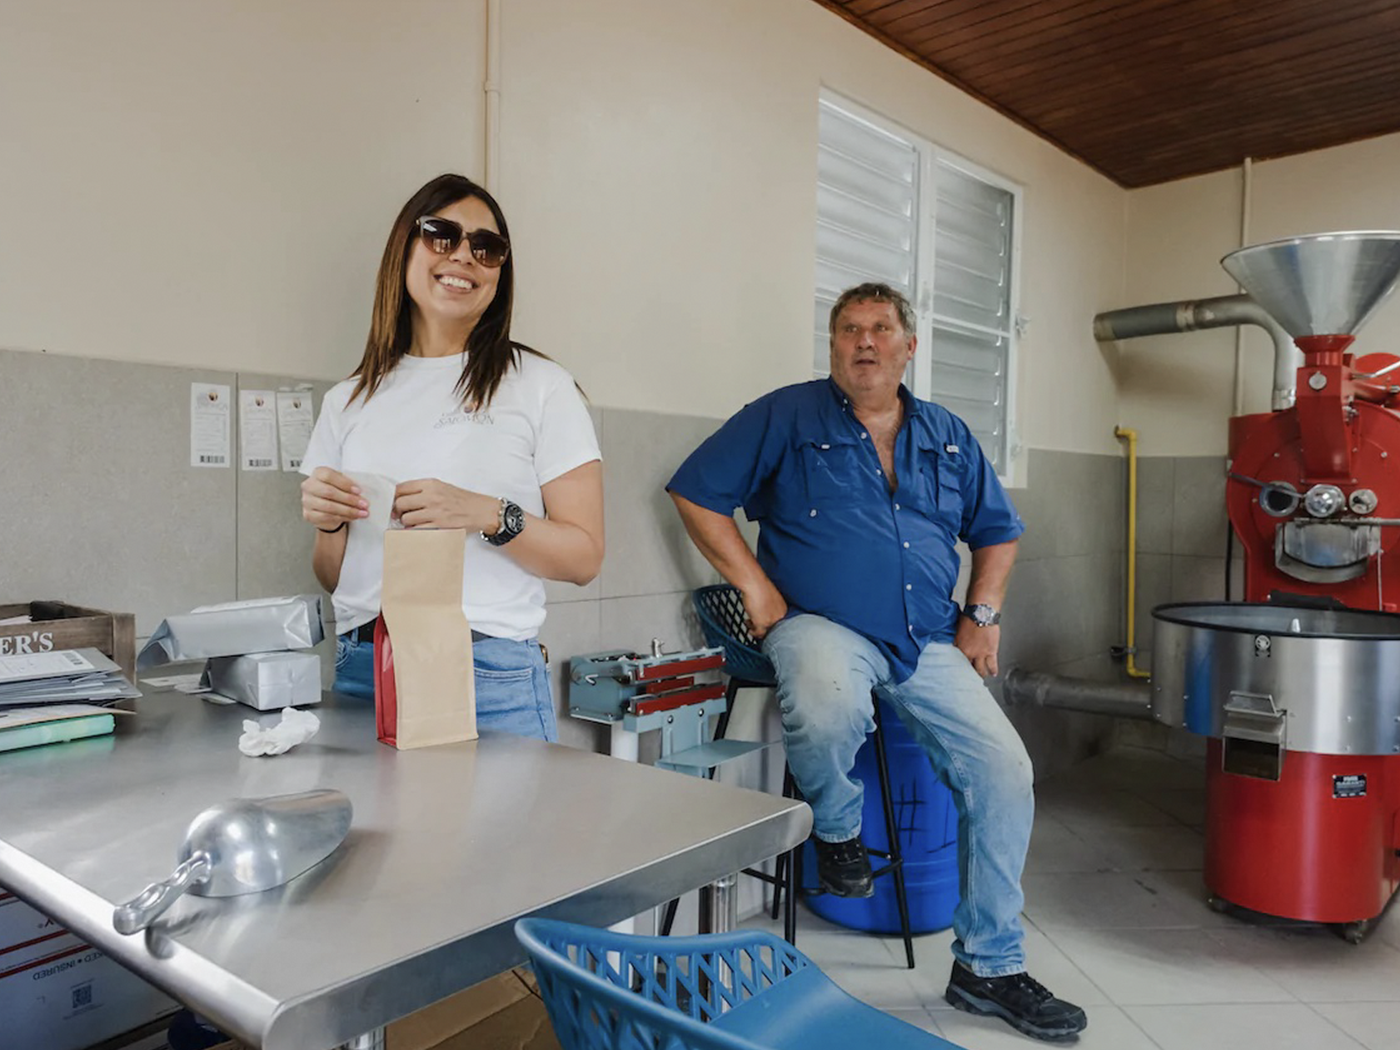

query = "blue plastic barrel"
803;698;960;934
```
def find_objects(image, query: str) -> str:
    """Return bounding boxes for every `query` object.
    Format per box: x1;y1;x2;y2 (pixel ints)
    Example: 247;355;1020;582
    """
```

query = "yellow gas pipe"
1115;426;1152;679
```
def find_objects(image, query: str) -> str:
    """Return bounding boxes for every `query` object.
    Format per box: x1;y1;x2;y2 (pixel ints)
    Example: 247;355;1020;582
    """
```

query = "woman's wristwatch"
484;498;526;546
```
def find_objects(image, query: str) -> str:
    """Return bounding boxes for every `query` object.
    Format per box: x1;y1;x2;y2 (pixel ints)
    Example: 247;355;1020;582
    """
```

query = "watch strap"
484;498;525;547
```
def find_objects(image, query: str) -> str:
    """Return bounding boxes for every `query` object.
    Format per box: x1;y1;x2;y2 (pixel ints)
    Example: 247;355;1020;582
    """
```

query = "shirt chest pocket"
799;438;863;504
917;448;965;530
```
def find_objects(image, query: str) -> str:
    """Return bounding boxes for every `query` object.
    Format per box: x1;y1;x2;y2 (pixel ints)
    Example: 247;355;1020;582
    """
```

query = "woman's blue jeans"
333;632;557;742
762;613;1033;977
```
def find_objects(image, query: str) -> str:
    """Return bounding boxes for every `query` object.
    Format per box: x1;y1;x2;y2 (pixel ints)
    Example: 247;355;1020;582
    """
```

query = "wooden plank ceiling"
812;0;1400;187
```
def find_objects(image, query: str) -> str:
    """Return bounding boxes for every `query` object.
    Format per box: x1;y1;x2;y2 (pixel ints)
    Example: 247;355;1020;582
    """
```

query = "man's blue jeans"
333;632;558;742
762;613;1033;977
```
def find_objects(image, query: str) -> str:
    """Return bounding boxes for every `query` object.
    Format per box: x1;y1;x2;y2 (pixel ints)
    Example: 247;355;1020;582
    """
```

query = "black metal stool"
692;584;916;969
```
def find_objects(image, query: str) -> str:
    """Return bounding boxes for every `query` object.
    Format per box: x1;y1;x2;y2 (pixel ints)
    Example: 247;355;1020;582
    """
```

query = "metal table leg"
699;871;739;933
342;1028;385;1049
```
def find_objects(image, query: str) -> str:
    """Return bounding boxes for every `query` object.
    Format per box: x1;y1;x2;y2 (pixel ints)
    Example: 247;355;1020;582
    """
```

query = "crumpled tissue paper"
239;707;321;757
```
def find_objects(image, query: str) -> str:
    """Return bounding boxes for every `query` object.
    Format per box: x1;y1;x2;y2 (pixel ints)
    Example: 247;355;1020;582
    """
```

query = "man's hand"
393;479;499;532
741;579;789;641
955;616;1000;678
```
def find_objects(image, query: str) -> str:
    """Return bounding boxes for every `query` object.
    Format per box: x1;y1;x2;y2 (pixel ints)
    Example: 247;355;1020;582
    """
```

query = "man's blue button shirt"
667;378;1025;682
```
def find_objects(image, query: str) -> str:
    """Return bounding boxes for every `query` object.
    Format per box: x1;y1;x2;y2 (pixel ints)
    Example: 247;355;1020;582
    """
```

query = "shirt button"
876;469;883;476
894;503;901;511
905;584;913;591
860;432;868;439
810;509;818;517
903;541;910;549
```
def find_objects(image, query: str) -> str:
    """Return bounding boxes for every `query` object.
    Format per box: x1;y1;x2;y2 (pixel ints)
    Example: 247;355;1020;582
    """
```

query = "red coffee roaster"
1152;232;1400;941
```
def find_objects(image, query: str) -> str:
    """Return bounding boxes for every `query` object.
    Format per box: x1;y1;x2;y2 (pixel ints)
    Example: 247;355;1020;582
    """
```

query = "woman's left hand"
393;478;499;532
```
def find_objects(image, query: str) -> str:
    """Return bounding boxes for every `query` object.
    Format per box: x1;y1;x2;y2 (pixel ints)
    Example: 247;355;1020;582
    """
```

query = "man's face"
829;299;916;401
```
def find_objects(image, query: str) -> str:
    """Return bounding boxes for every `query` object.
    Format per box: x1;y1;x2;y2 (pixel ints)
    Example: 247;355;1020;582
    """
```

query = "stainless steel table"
0;693;811;1050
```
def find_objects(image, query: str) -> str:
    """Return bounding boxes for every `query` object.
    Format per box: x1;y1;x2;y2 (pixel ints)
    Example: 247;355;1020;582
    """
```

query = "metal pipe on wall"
1094;293;1300;411
1114;426;1152;679
1233;157;1254;416
1003;669;1154;720
484;0;502;190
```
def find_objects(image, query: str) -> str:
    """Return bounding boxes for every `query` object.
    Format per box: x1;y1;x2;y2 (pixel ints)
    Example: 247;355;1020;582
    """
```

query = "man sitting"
666;282;1086;1042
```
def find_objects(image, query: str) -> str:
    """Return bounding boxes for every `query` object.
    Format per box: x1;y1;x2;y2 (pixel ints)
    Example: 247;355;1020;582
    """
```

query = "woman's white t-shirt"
300;350;600;640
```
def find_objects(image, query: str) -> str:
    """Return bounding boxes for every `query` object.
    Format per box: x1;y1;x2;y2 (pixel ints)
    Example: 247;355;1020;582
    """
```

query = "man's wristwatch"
962;603;1001;628
484;498;526;547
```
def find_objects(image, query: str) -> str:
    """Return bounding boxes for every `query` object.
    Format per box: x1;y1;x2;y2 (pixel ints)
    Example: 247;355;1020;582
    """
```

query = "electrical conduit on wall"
1115;426;1151;679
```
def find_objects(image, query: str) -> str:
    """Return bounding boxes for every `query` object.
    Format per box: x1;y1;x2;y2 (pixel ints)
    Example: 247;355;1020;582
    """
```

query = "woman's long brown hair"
347;174;539;409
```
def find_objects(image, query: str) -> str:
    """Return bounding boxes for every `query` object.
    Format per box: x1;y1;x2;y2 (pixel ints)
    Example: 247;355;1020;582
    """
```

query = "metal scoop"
113;788;352;934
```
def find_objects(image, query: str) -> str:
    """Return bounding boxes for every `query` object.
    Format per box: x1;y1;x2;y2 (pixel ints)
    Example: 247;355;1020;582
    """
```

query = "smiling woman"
296;174;604;740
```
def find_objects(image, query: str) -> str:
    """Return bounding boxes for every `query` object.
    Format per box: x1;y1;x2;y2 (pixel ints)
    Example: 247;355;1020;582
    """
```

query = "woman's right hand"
301;468;368;531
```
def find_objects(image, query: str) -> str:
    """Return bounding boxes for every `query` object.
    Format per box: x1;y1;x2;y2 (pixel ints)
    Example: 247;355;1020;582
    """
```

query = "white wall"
0;0;485;380
1118;132;1400;456
0;0;1128;475
498;0;1128;464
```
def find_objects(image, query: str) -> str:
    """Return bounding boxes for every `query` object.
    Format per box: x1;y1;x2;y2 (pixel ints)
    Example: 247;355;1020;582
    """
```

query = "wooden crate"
0;601;136;682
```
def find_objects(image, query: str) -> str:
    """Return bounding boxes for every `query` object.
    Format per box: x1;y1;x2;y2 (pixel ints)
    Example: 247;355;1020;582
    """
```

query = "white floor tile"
1207;926;1400;1003
1023;814;1115;875
1132;868;1241;928
1311;1000;1400;1050
1068;823;1205;873
882;1006;943;1034
1050;747;1204;792
1125;1002;1365;1050
1132;786;1207;826
1035;786;1180;830
1368;901;1400;952
1049;927;1293;1005
1022;871;1206;930
931;1004;1160;1050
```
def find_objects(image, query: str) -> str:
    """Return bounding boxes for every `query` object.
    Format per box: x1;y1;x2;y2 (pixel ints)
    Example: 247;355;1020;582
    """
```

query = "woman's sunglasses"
415;216;510;268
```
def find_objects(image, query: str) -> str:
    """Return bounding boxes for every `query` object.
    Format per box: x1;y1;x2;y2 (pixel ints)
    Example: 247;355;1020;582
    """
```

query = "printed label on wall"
239;389;279;471
190;383;231;468
277;390;315;472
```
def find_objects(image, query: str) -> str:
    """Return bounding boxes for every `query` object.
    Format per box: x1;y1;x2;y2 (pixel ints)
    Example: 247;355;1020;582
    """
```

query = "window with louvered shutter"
813;94;1020;477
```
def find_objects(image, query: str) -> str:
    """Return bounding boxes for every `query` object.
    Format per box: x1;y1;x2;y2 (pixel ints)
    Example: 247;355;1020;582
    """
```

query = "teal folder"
0;714;116;753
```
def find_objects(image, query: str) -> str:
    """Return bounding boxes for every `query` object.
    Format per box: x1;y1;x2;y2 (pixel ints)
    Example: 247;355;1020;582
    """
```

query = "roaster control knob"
1304;483;1345;518
1349;488;1379;515
1308;371;1328;391
1254;635;1271;654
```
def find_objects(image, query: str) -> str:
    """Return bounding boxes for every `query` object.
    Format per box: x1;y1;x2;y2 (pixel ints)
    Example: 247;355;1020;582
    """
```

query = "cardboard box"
0;600;137;683
0;892;176;1050
206;968;561;1050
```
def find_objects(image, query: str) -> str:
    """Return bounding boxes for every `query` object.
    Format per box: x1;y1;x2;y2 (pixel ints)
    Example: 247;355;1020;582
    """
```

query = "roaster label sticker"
1333;774;1367;799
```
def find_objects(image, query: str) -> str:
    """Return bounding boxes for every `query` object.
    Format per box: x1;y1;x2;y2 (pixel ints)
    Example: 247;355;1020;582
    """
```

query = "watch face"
502;502;525;536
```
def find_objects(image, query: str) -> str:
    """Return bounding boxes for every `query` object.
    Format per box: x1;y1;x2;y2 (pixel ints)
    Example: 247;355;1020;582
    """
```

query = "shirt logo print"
434;408;494;429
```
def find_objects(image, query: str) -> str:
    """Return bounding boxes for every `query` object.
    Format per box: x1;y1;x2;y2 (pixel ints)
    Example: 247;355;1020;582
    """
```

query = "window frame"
815;89;1024;485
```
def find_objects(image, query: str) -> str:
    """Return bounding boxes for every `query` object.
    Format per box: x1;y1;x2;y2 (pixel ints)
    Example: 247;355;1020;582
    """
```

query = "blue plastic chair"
515;918;959;1050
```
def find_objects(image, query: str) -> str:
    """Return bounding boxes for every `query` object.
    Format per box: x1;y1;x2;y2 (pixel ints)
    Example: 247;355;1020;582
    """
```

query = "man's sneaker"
945;961;1088;1042
811;836;874;898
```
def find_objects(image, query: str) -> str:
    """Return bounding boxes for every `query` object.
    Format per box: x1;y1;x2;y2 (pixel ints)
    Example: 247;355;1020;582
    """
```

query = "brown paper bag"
375;528;477;749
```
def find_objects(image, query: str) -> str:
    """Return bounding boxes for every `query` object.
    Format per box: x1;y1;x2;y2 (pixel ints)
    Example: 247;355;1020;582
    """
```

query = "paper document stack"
0;649;140;753
0;649;141;706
